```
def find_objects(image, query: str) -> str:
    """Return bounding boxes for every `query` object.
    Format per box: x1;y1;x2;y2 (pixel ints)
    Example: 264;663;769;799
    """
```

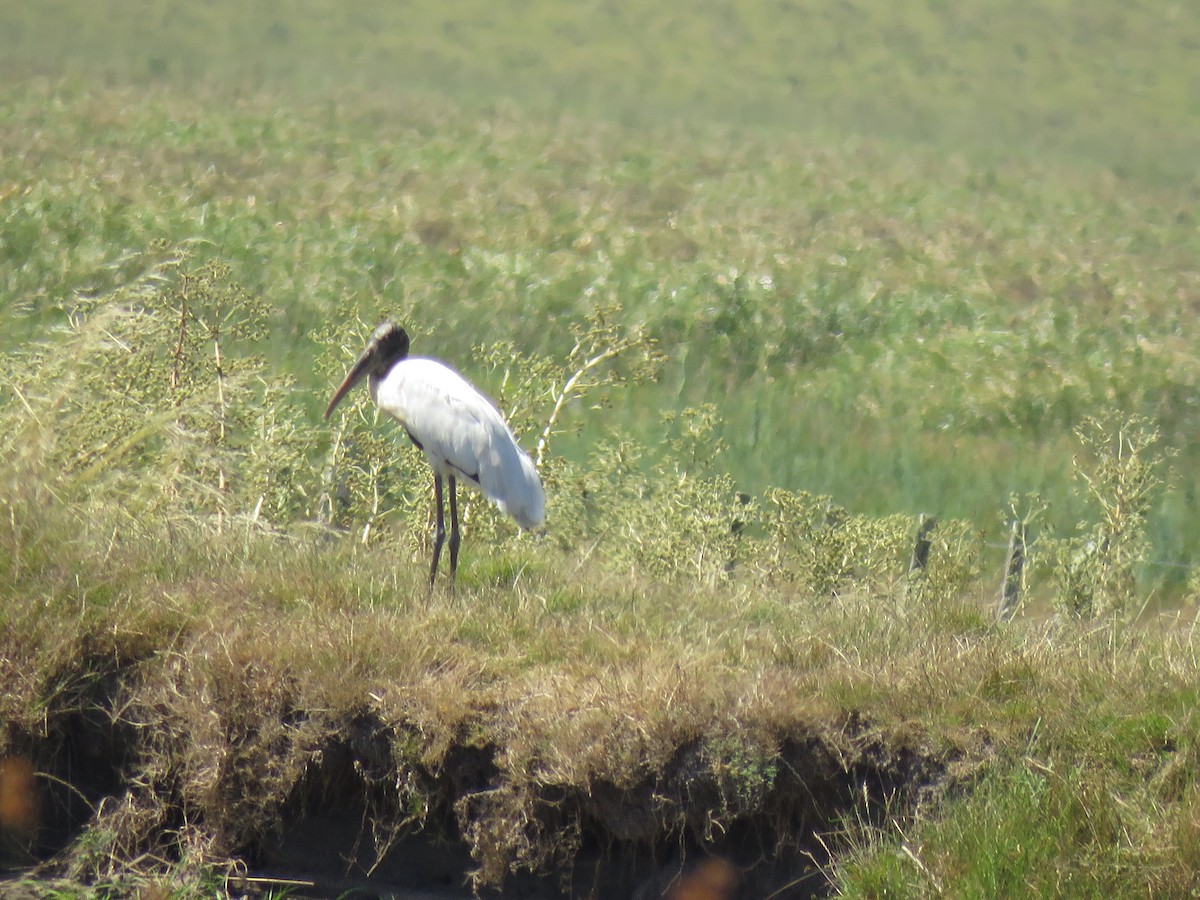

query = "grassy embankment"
2;2;1200;896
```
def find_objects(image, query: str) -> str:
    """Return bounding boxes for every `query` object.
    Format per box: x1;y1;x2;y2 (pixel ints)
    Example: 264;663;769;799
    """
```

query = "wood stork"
325;322;545;587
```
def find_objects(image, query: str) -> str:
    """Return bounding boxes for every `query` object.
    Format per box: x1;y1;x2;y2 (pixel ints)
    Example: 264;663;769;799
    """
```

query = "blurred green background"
7;1;1197;181
2;1;1198;590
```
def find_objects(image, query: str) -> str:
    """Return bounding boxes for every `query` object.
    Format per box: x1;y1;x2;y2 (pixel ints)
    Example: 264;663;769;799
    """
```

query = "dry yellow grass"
3;473;1199;894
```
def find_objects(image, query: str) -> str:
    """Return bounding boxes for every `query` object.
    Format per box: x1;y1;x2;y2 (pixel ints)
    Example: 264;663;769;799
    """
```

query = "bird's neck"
369;354;407;404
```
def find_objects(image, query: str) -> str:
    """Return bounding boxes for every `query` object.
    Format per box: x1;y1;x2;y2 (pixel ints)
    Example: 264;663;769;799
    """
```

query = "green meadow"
2;1;1200;896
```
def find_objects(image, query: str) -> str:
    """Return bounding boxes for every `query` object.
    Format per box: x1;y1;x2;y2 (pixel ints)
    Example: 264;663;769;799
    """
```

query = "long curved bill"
324;349;373;419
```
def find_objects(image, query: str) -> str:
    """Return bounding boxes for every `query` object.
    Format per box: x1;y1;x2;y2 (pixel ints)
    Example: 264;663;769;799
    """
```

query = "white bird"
325;322;545;587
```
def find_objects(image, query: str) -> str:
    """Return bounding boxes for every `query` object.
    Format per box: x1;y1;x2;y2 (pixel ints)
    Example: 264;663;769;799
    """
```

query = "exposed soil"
0;654;965;899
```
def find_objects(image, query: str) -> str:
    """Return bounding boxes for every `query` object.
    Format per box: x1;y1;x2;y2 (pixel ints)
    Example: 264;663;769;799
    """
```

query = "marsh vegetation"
2;2;1200;896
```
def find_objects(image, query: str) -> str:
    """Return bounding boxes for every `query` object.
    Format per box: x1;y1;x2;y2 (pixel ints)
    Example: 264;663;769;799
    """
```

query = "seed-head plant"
1047;412;1169;619
760;488;912;597
529;299;667;470
1;245;315;537
905;517;988;610
560;404;751;584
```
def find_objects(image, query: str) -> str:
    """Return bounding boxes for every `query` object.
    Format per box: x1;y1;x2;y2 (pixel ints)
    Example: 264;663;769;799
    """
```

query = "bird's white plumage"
371;357;545;530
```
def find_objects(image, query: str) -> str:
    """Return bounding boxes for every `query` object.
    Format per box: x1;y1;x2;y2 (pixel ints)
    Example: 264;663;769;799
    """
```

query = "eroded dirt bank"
1;644;968;898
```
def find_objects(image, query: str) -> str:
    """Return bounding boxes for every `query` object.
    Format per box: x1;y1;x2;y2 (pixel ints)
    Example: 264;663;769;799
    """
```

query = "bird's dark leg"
429;473;446;588
448;476;461;585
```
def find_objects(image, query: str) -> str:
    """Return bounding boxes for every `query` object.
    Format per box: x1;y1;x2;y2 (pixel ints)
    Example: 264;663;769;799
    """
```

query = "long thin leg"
429;473;446;588
447;476;461;585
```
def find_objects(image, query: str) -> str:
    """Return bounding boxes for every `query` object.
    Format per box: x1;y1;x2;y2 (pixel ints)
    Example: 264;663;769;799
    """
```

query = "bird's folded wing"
379;360;545;528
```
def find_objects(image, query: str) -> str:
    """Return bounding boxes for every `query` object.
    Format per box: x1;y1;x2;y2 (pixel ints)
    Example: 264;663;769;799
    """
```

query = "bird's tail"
508;451;546;530
488;448;545;531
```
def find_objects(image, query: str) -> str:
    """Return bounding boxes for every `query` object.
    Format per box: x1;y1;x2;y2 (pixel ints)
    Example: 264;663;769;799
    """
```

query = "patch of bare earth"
0;650;963;899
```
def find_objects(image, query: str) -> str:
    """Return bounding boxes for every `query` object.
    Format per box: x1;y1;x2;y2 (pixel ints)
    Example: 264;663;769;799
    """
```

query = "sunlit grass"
6;478;1200;890
5;69;1198;586
3;0;1200;892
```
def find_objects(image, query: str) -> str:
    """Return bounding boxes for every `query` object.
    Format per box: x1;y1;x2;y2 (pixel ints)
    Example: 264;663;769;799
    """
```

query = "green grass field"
3;2;1200;897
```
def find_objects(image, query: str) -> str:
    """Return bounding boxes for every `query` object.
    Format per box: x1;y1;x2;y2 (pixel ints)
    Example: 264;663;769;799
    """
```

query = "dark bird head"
324;322;410;419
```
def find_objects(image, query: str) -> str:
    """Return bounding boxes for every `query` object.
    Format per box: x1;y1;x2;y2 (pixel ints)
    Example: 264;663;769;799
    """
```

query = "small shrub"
1;245;317;533
760;488;911;597
1047;412;1169;619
